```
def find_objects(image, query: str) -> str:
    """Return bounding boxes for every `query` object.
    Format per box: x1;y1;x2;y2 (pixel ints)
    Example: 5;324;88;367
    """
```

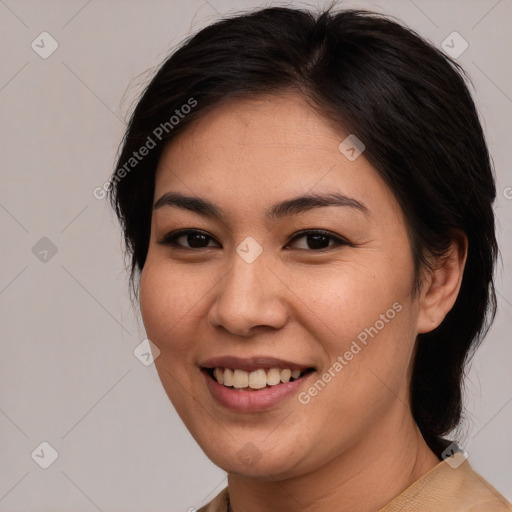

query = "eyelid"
156;228;219;248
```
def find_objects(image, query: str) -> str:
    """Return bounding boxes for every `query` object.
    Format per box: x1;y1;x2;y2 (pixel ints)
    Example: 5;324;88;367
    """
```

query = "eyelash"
156;228;350;252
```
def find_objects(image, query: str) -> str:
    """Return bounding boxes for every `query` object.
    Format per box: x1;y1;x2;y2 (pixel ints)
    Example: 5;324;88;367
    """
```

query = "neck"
227;410;440;512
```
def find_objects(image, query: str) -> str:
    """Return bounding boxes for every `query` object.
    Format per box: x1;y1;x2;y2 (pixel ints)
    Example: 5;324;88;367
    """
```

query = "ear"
416;233;468;334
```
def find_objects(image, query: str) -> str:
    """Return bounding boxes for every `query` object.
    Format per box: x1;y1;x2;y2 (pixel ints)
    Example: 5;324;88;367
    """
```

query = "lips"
201;367;316;412
199;356;316;410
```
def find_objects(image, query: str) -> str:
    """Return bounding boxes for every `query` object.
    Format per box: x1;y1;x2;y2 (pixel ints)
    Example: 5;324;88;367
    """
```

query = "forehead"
153;92;400;224
157;93;341;168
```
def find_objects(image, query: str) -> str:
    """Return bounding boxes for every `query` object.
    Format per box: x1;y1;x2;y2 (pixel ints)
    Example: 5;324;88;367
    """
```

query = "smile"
208;367;313;390
199;357;316;412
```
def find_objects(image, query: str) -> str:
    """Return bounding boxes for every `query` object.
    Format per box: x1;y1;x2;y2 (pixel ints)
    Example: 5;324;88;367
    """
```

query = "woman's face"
140;92;426;478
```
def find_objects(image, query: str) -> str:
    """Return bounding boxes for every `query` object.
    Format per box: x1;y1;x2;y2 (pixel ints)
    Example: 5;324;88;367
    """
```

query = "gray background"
0;0;511;511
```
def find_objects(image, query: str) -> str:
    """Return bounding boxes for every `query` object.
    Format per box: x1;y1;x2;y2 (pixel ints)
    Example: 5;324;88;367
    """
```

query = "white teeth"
280;369;291;383
214;367;224;385
223;368;234;387
233;369;249;388
266;368;281;386
248;369;267;389
212;367;307;388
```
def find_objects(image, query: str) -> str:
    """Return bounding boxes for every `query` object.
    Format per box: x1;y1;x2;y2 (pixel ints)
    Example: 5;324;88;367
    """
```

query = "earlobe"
416;233;468;334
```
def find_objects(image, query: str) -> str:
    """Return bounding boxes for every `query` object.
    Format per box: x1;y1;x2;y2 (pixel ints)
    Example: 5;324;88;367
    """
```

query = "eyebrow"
153;191;369;220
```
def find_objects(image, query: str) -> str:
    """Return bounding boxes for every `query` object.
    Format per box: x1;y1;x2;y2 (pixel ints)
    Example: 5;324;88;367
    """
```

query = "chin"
197;433;307;479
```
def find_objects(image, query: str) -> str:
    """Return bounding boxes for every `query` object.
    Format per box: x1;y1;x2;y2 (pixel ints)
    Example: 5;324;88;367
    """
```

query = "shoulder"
454;459;512;511
196;487;228;512
380;456;512;511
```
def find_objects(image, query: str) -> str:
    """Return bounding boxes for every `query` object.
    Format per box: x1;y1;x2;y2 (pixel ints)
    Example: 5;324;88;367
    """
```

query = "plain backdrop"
1;0;511;511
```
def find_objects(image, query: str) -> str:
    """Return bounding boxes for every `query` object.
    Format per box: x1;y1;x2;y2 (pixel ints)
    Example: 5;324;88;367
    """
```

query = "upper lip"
199;356;314;373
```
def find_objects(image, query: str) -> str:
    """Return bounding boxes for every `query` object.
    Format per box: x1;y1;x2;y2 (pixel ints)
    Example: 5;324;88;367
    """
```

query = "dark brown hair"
108;6;498;457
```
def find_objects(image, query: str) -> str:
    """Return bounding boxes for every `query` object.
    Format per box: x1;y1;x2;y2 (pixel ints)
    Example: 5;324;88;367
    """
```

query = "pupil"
189;234;208;248
308;234;329;249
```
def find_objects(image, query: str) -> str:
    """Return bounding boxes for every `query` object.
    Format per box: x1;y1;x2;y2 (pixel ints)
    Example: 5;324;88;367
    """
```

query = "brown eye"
157;229;219;249
286;230;349;251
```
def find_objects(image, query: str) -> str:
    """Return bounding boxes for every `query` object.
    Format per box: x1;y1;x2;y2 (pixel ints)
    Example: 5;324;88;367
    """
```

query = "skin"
139;92;467;512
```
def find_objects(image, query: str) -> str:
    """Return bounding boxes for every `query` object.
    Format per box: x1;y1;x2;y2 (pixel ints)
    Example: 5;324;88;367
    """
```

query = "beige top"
197;457;512;511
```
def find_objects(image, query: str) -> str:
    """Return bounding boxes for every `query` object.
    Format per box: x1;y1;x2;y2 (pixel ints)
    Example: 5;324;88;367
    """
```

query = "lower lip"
202;370;314;412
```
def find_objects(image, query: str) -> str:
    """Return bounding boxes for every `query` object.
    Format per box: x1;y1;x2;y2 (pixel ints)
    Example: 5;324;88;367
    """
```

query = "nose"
208;249;289;337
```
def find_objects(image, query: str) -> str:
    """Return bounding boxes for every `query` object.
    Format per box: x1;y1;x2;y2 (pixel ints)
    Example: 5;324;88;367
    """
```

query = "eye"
157;228;349;252
285;229;349;251
157;229;219;249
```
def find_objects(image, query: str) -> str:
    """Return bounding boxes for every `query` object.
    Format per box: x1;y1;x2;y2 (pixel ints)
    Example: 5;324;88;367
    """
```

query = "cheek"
139;260;210;428
140;263;169;343
139;260;199;360
290;273;416;450
290;253;413;343
291;255;417;403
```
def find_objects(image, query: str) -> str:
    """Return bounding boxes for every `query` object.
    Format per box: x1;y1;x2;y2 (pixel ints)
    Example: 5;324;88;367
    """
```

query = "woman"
108;6;511;511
